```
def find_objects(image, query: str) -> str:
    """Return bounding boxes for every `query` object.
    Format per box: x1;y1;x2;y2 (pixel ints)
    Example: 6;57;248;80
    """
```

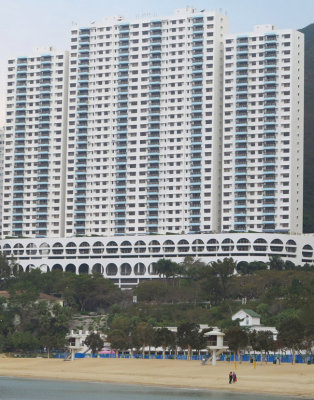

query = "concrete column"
212;349;217;366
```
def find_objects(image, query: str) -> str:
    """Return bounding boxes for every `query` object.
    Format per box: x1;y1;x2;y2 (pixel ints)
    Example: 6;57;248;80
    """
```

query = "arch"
65;264;76;273
26;264;36;272
13;243;24;256
3;243;11;256
134;262;146;276
236;238;251;252
79;241;90;254
236;260;249;272
26;243;37;256
163;240;175;253
39;242;50;256
39;264;50;273
66;242;77;255
270;238;283;252
120;263;132;276
52;242;63;255
148;262;158;275
221;238;234;252
14;264;24;273
177;239;190;253
206;239;219;252
106;240;118;254
134;240;146;254
192;239;204;252
92;263;104;274
253;238;268;252
302;244;313;258
79;263;89;274
92;241;104;254
120;240;132;254
52;264;63;272
106;263;118;276
148;240;161;253
286;239;297;253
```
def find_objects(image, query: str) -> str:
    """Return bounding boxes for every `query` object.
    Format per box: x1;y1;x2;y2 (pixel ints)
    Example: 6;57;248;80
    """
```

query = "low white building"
67;330;109;358
232;309;261;327
1;232;314;288
232;309;278;339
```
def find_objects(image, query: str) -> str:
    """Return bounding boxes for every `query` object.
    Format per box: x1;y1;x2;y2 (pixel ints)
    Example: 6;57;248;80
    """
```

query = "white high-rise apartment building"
1;13;304;241
222;25;304;233
65;8;228;236
0;128;4;232
2;48;69;238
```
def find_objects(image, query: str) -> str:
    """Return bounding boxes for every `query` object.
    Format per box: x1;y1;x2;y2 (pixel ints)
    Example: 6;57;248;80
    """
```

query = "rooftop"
241;309;261;318
0;290;61;302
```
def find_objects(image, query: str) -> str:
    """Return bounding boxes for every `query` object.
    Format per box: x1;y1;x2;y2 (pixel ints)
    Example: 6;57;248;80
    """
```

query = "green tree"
211;258;236;300
269;255;285;271
6;331;39;352
60;273;121;312
107;329;129;355
249;330;275;363
133;321;155;358
84;332;105;356
237;261;267;275
107;315;134;355
278;316;305;364
224;326;248;363
7;287;40;333
154;327;176;359
155;259;181;281
38;303;72;358
0;252;17;289
181;257;207;280
135;280;170;302
300;301;314;350
177;322;204;360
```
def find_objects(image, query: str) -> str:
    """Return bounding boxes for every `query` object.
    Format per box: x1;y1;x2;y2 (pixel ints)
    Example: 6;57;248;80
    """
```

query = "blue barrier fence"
220;354;313;364
55;352;314;363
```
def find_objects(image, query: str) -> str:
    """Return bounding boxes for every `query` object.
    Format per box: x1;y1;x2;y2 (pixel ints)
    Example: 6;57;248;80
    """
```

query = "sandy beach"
0;358;313;398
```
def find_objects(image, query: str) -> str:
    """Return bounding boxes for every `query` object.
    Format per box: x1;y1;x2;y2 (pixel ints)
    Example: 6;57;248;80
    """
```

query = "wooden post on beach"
254;360;256;369
234;360;237;370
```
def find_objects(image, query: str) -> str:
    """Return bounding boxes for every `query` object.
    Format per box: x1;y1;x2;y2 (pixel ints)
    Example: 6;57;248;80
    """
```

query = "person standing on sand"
232;372;237;383
229;371;233;384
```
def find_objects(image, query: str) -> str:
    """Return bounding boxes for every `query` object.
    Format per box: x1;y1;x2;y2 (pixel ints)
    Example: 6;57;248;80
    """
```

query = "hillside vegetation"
1;256;314;355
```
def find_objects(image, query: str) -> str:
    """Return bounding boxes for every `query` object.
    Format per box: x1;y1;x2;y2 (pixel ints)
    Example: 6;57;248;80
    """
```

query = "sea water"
0;377;305;400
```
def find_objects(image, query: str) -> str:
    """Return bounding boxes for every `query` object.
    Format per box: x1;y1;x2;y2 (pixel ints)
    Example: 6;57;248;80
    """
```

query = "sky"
1;0;314;125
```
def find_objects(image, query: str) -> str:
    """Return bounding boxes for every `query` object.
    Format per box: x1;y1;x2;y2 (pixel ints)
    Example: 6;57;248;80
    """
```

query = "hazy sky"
1;0;314;125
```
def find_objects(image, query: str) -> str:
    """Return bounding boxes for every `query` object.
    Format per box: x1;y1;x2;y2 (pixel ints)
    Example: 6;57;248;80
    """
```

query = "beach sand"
0;358;313;398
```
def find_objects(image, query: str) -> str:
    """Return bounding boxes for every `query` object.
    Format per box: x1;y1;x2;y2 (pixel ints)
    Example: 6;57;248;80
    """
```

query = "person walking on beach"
229;371;233;384
232;371;237;383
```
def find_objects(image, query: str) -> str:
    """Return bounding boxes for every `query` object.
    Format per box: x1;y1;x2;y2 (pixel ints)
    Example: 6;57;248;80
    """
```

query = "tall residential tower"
222;25;304;233
65;8;228;236
2;48;69;238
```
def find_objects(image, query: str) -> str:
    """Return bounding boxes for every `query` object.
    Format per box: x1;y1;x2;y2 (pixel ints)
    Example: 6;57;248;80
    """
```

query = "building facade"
65;8;228;237
1;10;305;248
1;232;313;288
0;128;4;232
232;309;278;339
2;48;69;238
222;25;304;233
